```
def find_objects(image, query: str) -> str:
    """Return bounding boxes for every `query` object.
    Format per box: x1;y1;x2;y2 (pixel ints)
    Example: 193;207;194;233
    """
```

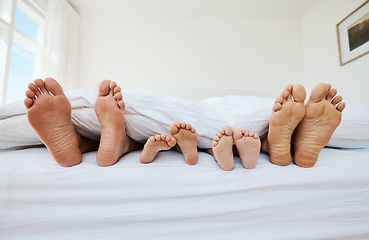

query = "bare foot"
140;134;177;163
293;83;345;168
24;78;82;167
95;80;140;167
233;128;261;169
211;126;234;171
169;122;198;165
261;84;306;166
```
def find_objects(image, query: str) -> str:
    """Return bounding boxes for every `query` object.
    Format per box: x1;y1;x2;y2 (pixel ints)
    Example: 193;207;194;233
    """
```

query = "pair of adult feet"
261;83;345;168
139;122;199;165
25;78;138;167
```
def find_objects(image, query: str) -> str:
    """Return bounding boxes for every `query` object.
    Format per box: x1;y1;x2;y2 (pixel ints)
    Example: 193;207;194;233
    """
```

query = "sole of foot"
95;80;132;167
293;83;345;168
233;128;261;169
212;125;235;171
169;122;198;165
140;134;176;163
262;83;306;166
25;78;82;167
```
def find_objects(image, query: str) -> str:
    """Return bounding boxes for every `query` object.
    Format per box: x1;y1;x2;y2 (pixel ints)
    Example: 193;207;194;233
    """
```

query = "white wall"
302;0;369;107
76;0;369;106
77;1;304;99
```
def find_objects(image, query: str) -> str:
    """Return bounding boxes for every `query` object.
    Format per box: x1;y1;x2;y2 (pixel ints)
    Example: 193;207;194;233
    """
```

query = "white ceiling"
68;0;317;16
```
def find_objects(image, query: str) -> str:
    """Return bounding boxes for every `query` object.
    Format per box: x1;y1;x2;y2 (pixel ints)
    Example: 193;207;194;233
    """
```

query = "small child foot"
233;128;261;169
169;122;198;165
211;126;234;171
293;83;345;167
140;134;176;163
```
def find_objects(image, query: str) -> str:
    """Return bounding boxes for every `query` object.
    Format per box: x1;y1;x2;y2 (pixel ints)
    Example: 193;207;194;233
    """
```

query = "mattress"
1;146;369;240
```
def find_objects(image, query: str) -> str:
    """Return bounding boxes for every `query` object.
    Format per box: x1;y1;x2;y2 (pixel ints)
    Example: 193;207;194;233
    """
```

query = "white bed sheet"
1;146;369;240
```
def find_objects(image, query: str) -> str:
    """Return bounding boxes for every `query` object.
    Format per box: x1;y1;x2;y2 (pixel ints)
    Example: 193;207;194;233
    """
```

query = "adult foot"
95;80;139;167
293;83;345;168
261;84;306;166
233;128;261;169
169;122;198;165
24;78;82;167
211;126;234;171
140;134;176;163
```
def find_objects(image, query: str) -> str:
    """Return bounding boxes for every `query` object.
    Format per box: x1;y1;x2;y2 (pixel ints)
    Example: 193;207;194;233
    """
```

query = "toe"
212;140;218;147
336;102;345;112
213;135;220;141
155;134;161;141
223;125;233;136
44;78;64;96
115;92;123;101
332;95;342;105
34;78;48;95
180;122;186;128
148;136;155;142
309;83;332;103
114;86;121;95
326;88;337;101
272;102;282;112
281;90;289;100
25;90;36;100
169;123;179;136
28;82;42;97
185;123;192;130
160;134;167;140
168;137;177;147
292;83;306;103
109;81;117;95
118;100;125;109
233;128;242;140
24;98;34;109
98;80;111;96
216;132;223;138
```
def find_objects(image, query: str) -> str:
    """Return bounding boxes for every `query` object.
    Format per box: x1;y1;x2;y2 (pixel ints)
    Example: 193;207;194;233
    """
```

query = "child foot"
262;84;306;166
24;78;82;167
140;134;176;163
169;122;198;165
293;83;345;168
95;80;135;167
211;126;234;171
233;128;261;169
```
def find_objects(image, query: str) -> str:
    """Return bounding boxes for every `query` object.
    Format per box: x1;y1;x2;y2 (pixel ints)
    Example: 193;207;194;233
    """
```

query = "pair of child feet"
139;122;198;165
139;122;261;171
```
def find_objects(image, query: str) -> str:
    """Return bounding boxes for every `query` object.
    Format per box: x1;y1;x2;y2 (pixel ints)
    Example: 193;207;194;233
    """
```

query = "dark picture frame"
337;0;369;66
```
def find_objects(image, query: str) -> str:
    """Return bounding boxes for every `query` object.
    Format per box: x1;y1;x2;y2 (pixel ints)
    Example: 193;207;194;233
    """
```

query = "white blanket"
0;88;273;149
1;88;369;150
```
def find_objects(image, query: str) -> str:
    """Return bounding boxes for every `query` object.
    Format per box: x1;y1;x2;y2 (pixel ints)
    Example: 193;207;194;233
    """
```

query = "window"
0;0;47;104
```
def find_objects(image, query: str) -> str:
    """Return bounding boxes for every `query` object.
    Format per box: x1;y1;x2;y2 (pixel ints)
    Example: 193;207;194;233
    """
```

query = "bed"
1;88;369;240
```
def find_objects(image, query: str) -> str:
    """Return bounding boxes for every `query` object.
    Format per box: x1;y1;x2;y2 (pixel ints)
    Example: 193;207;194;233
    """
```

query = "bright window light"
14;6;39;41
6;42;35;103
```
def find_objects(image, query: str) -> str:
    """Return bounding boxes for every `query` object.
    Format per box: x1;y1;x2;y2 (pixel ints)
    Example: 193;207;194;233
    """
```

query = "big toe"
98;80;112;96
292;83;306;103
44;78;64;96
309;83;332;103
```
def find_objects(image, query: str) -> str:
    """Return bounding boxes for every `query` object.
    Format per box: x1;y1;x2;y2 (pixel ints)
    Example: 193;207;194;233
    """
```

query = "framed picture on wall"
337;0;369;66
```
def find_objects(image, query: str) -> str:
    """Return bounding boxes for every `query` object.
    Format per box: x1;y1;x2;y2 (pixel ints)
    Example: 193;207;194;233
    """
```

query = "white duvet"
1;88;369;150
0;88;273;149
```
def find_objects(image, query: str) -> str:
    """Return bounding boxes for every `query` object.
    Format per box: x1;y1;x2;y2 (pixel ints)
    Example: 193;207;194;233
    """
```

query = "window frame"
0;0;46;104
